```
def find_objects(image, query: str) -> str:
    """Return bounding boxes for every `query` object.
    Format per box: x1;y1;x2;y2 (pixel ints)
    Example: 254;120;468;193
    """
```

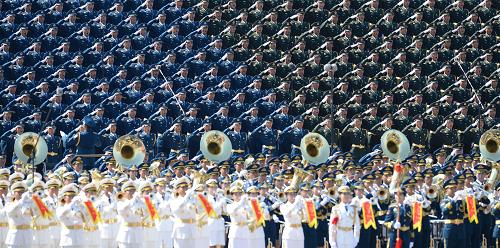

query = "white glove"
320;197;330;206
330;242;338;248
271;202;281;209
393;221;401;229
272;214;280;222
409;242;414;248
295;195;303;202
20;192;30;203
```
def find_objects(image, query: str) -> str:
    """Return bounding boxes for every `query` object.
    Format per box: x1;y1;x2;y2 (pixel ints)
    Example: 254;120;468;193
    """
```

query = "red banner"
394;163;403;173
361;200;377;229
305;199;318;229
83;200;101;224
250;198;265;227
412;201;422;232
144;196;159;220
465;195;478;224
197;193;216;218
331;215;339;225
32;195;52;218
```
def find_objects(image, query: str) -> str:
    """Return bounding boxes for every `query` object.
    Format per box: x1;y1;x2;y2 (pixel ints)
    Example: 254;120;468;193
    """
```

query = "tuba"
377;187;389;201
380;129;411;162
300;133;330;165
480;130;500;185
14;132;48;165
113;135;146;168
200;130;232;163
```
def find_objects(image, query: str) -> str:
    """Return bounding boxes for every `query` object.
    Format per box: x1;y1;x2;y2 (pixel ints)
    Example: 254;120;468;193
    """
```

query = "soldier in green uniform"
402;115;429;154
341;115;369;161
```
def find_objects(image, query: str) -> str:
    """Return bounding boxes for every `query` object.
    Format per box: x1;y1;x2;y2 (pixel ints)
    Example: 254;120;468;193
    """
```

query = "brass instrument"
328;187;336;197
300;133;330;165
200;130;232;163
377;187;389;201
113;135;146;168
289;166;308;190
480;130;500;185
381;130;411;193
14;132;48;165
426;185;439;199
380;129;411;162
116;192;125;201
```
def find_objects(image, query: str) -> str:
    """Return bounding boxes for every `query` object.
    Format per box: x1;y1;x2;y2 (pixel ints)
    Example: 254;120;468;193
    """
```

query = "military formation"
0;144;498;248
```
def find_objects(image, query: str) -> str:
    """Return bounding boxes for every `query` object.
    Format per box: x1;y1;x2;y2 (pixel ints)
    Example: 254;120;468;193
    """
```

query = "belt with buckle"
9;224;31;230
171;149;180;153
232;149;245;153
412;144;425;149
142;222;156;228
179;218;195;224
84;225;98;232
338;226;354;231
496;220;500;225
234;222;247;226
102;218;117;224
123;222;142;227
287;224;301;228
0;223;8;227
49;222;59;227
443;145;452;148
376;210;387;217
399;226;410;231
47;152;59;156
444;219;463;225
33;225;50;230
63;225;83;230
263;145;275;149
351;144;365;149
161;215;172;220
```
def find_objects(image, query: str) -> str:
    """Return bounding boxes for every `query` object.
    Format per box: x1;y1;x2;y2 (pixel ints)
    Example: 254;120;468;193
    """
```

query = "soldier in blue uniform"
440;179;466;248
98;121;118;152
225;119;247;157
187;120;211;158
157;122;187;157
66;118;101;170
44;124;62;170
280;119;308;156
137;121;156;160
136;90;158;120
385;187;413;248
149;105;173;135
210;106;233;131
116;105;141;135
178;106;202;135
250;118;279;156
56;109;80;135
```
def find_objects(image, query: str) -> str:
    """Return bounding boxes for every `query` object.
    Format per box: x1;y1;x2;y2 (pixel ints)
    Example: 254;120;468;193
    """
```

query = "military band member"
385;188;412;248
206;179;226;248
56;184;85;248
227;183;251;248
193;183;210;248
0;180;8;248
30;181;51;248
440;179;466;248
280;186;305;248
170;177;197;248
329;185;360;248
138;181;160;248
492;183;500;247
95;178;118;248
116;181;145;248
80;183;100;248
247;186;266;248
153;178;174;248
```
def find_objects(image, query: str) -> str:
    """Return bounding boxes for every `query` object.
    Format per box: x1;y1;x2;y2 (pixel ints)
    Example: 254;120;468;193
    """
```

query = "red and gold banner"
83;200;101;224
32;195;52;218
361;200;377;230
412;201;422;232
250;198;265;227
197;193;216;218
331;215;339;225
144;196;159;220
465;195;478;224
304;199;318;229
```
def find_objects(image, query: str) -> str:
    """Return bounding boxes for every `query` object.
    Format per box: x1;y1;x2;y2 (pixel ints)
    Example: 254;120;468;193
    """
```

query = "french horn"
380;129;411;162
300;133;330;165
113;135;146;168
14;132;48;165
200;130;232;163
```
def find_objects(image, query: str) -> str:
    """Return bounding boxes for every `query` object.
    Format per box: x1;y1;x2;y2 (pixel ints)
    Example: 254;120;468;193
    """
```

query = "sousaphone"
200;130;232;163
14;132;48;165
300;133;330;165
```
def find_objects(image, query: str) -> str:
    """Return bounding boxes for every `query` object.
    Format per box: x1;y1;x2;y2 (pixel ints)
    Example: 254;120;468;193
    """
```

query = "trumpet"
116;192;125;201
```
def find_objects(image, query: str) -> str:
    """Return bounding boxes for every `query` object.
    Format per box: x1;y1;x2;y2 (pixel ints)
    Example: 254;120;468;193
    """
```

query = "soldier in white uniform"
328;186;361;248
138;181;160;248
44;178;62;248
57;183;86;248
80;183;100;248
247;186;265;248
153;178;173;248
96;178;118;248
30;180;51;248
280;186;305;248
227;184;251;248
116;180;145;248
0;180;10;248
206;179;226;248
170;177;197;248
194;183;210;248
4;181;33;248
